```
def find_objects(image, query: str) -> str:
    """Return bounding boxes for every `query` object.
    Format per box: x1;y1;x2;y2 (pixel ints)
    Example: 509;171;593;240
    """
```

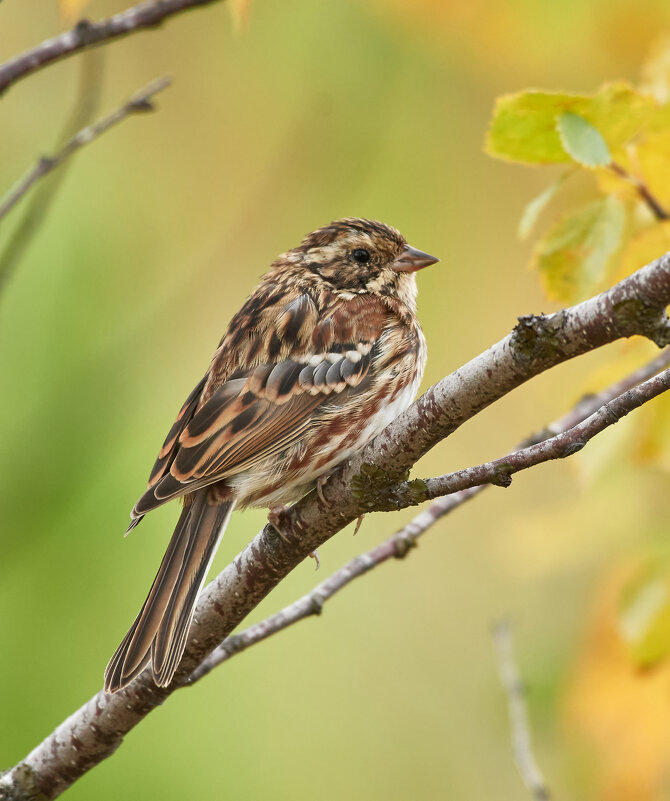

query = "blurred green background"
3;1;670;799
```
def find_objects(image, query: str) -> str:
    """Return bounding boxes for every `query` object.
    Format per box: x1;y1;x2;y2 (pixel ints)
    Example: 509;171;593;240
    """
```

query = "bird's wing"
129;292;401;522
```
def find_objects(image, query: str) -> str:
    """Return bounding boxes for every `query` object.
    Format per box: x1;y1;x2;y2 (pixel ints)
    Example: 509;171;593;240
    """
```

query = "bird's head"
281;218;439;302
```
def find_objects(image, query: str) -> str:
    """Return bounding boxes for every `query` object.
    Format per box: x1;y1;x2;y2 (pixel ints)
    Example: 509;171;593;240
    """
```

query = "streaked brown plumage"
104;218;438;693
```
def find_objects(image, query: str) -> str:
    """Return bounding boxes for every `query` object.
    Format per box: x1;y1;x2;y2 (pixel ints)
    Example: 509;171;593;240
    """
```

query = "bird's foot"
268;505;291;542
353;514;365;536
308;549;320;570
268;505;303;543
316;474;328;505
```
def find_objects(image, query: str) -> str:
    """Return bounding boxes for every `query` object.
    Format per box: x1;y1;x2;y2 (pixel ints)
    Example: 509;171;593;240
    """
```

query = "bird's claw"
268;504;304;543
268;505;292;543
316;475;328;505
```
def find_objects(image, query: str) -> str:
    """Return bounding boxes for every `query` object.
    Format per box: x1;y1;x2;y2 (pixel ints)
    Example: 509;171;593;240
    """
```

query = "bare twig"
0;0;225;96
0;76;170;228
188;488;482;682
0;50;106;296
189;348;670;682
528;346;670;440
492;620;551;801
3;252;670;799
418;365;670;502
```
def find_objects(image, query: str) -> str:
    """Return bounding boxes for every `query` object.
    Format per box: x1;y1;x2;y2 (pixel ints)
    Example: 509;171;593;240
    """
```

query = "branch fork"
3;246;670;799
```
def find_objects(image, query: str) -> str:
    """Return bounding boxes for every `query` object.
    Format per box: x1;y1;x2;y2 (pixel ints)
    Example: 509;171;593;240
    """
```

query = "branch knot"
511;313;566;367
610;298;670;347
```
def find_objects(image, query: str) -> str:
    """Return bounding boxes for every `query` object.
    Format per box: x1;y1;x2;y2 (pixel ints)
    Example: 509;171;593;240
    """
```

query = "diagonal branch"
0;49;107;297
347;365;670;513
0;76;171;227
0;1;225;97
2;253;670;799
418;364;670;500
188;489;482;683
188;347;670;683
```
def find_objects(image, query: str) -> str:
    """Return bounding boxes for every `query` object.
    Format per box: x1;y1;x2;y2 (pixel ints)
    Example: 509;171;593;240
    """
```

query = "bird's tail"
104;490;234;693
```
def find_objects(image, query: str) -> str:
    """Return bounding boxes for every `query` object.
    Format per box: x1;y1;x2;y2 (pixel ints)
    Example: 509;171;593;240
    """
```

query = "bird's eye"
352;248;371;264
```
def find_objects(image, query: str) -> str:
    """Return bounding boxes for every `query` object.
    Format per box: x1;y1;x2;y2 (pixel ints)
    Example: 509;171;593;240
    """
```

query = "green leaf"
486;90;583;164
486;82;657;165
518;172;570;240
532;195;625;302
557;112;611;167
620;569;670;667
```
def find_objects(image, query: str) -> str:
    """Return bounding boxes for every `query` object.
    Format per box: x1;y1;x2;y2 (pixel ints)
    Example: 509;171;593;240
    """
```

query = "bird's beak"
391;244;440;273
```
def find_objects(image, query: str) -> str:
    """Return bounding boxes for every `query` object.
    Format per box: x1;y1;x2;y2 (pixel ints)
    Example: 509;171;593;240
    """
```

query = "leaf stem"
610;161;669;221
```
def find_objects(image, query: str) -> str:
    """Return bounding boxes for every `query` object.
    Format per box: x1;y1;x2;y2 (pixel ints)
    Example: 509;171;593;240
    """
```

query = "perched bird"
104;218;438;693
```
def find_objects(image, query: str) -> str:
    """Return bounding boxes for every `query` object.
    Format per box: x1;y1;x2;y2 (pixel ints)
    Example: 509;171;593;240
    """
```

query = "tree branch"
493;620;551;801
2;252;670;799
0;76;171;228
188;488;482;683
0;49;107;297
0;1;225;97
417;364;670;500
188;346;670;683
342;363;670;513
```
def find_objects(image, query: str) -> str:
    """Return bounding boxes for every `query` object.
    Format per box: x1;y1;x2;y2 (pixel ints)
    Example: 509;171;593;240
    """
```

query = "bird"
104;217;439;693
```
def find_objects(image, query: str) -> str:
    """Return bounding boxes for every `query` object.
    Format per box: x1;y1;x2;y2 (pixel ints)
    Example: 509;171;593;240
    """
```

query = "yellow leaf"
633;129;670;210
517;172;570;240
532;195;625;302
486;83;658;166
620;564;670;668
59;0;92;26
566;564;670;801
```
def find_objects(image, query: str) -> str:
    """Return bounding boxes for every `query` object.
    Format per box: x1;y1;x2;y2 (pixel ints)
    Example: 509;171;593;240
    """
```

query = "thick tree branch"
414;365;670;500
2;253;670;799
493;620;551;801
0;76;170;227
189;346;670;682
0;1;225;97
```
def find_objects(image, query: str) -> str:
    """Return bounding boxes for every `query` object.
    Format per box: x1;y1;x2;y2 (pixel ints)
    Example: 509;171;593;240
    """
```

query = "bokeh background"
3;1;670;799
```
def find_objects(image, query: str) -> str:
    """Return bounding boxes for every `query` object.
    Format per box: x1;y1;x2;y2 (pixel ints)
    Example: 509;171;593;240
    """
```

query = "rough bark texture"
2;252;670;800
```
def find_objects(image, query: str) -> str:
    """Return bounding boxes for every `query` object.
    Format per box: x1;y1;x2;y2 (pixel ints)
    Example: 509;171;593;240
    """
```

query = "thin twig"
188;488;482;682
3;251;670;799
0;0;225;96
189;348;670;682
492;620;551;801
0;49;106;297
0;76;170;227
529;347;670;441
610;161;669;221
420;365;670;502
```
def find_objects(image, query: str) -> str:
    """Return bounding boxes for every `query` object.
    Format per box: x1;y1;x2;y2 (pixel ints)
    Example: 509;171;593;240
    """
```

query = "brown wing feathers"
129;293;387;522
112;290;394;690
106;219;432;693
148;375;208;487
